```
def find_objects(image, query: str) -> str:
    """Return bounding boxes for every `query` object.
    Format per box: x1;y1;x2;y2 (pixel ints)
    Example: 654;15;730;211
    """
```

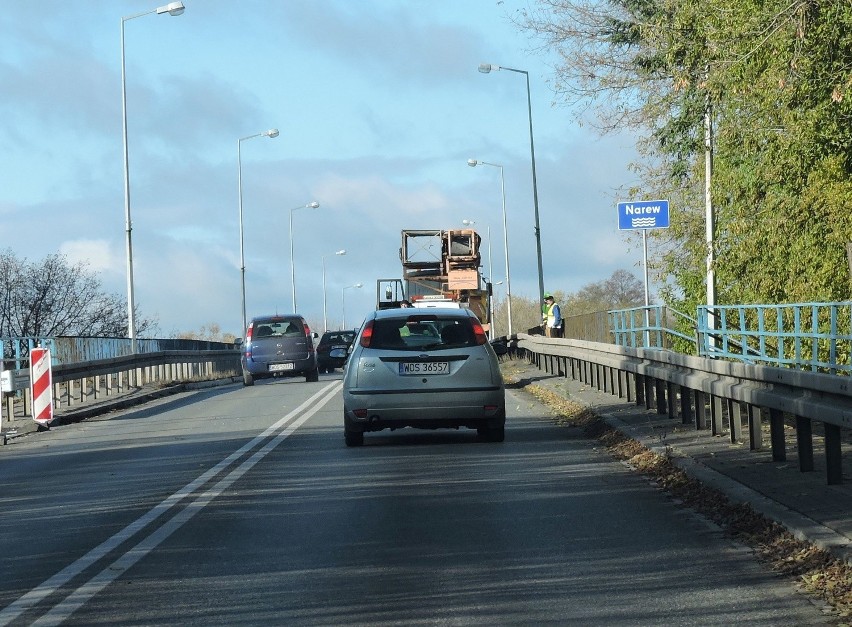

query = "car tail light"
471;319;487;345
360;320;375;347
304;323;315;353
244;325;254;357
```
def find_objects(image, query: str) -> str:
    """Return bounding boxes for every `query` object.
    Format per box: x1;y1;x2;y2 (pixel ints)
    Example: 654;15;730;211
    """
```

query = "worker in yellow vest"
542;293;563;338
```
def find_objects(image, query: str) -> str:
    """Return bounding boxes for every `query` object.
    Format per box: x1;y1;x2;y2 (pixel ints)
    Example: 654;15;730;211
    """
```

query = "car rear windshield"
369;316;476;351
322;332;355;344
251;319;305;338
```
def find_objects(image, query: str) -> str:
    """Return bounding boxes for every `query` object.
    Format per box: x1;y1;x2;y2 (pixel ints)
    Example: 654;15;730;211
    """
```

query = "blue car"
241;315;319;386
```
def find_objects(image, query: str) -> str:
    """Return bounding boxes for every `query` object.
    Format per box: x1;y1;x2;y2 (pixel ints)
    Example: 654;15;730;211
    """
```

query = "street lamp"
468;159;513;335
342;283;363;330
289;201;320;313
237;128;279;334
322;249;346;332
121;1;185;353
478;63;545;312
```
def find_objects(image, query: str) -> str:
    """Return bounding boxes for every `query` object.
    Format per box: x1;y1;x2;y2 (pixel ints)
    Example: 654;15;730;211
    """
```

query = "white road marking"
0;381;341;626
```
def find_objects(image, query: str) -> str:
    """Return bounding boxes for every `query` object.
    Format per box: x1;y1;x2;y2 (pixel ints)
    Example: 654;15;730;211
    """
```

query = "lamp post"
289;201;320;313
121;0;185;353
467;159;513;335
322;249;346;332
342;283;363;330
478;63;545;313
237;128;279;334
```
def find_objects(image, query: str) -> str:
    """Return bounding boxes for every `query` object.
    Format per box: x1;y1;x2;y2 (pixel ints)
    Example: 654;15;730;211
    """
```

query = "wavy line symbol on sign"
631;217;657;228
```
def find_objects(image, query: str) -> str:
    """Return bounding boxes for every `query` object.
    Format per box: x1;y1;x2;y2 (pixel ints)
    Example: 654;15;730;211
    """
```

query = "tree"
0;250;157;338
175;323;237;344
565;269;645;314
518;1;852;314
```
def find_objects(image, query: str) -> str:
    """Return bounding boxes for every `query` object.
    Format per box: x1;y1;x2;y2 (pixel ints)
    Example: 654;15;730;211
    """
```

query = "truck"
377;228;492;334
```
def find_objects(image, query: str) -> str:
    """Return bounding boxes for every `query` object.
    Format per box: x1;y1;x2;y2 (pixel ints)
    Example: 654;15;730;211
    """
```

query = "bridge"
3;300;850;485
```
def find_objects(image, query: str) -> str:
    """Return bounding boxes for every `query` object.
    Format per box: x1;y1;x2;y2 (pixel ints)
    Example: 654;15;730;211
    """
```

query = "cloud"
59;239;119;276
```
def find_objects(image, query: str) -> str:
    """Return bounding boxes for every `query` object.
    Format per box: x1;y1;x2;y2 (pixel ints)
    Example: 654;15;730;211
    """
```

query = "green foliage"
520;0;852;316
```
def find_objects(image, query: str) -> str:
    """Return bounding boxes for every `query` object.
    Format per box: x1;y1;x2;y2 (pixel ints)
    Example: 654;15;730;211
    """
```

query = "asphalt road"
0;374;828;625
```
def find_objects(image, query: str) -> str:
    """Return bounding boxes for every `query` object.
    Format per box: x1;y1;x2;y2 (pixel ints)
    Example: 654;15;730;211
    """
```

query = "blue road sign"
617;199;670;230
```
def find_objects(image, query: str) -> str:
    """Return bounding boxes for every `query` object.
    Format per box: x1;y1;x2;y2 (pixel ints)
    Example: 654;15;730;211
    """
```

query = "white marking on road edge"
0;381;341;626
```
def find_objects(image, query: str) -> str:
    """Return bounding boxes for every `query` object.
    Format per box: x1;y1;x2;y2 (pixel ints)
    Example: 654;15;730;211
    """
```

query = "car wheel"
345;429;364;447
306;366;320;382
242;370;254;386
487;424;505;442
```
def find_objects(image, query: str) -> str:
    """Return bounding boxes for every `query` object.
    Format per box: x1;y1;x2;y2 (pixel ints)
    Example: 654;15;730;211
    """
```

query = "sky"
0;0;641;338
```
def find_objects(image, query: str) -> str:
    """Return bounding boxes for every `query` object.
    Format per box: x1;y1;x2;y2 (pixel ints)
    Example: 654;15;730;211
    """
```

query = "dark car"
241;314;319;386
316;330;356;373
342;307;505;446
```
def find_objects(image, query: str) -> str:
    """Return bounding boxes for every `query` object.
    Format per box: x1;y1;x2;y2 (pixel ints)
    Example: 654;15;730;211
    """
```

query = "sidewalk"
502;357;852;567
1;376;240;445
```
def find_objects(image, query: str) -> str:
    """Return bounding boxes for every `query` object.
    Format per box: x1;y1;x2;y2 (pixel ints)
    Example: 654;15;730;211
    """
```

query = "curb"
603;411;852;567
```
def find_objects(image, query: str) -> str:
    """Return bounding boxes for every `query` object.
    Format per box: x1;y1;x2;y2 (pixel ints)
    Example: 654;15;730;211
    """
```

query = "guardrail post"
635;373;645;406
824;424;842;485
680;386;692;425
795;416;814;473
747;405;763;450
693;390;707;429
711;396;724;436
666;382;676;419
655;379;666;415
728;400;743;443
769;408;786;462
644;376;655;410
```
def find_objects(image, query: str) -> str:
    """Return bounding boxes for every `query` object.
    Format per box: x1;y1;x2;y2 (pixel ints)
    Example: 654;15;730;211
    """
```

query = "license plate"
269;363;295;372
399;361;449;375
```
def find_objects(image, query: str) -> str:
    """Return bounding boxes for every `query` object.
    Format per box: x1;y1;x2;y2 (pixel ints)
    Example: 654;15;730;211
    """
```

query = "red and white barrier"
30;348;54;426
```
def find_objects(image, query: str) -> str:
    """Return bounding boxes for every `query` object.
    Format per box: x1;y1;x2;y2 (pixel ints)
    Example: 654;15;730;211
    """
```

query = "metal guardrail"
1;349;241;435
514;333;850;485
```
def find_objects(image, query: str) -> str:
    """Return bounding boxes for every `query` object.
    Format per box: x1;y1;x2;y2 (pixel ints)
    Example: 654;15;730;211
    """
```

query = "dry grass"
514;378;852;623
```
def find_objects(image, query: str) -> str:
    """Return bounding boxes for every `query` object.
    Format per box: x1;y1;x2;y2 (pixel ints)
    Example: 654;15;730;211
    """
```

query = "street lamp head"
337;249;346;255
478;63;495;74
462;219;475;227
307;201;319;209
467;159;478;167
354;283;363;288
263;128;279;138
156;1;185;16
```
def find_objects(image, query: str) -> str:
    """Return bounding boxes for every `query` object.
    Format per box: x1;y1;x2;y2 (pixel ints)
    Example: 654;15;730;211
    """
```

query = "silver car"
342;307;506;446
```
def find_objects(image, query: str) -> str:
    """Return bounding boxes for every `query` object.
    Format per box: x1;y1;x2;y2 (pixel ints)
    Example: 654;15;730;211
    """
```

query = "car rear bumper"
242;356;316;376
343;387;504;431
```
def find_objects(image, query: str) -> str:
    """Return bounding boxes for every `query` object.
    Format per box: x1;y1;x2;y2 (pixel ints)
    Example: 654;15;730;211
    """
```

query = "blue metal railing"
1;336;236;368
609;305;698;352
608;302;852;374
697;302;852;374
0;337;57;369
